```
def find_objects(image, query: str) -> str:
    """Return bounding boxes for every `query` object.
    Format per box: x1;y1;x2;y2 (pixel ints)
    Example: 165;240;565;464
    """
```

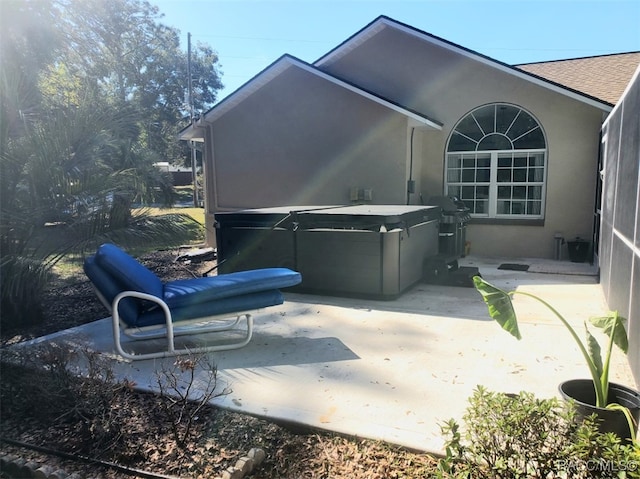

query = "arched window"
446;104;547;219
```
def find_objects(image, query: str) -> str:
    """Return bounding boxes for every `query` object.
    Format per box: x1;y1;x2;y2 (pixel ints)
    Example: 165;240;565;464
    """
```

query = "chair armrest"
112;291;176;354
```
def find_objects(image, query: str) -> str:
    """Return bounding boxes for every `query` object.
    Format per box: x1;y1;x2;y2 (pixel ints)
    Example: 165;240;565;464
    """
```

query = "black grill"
426;195;470;258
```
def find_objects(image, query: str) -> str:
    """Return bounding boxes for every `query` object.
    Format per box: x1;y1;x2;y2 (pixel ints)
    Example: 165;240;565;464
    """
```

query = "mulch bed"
0;249;439;478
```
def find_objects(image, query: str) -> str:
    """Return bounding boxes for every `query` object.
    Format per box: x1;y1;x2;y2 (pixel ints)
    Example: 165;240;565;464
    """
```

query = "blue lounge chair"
84;243;302;360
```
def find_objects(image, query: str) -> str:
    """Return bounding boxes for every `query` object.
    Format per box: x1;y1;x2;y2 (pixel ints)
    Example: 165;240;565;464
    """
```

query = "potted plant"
473;275;640;441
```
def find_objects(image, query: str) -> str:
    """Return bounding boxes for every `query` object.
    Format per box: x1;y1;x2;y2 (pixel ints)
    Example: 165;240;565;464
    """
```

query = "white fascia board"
316;16;613;113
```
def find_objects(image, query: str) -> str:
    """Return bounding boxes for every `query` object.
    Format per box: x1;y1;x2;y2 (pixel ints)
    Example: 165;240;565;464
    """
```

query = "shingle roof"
516;52;640;105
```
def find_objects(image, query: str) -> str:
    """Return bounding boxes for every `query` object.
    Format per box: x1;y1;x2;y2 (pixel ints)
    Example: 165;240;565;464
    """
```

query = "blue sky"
153;0;640;102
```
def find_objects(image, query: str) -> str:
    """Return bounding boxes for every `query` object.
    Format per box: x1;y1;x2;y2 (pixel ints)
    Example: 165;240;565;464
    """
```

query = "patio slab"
16;256;636;455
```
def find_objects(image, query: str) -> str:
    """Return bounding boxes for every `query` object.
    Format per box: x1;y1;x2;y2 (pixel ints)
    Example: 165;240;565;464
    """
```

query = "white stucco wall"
199;22;610;259
205;66;410;211
320;26;608;259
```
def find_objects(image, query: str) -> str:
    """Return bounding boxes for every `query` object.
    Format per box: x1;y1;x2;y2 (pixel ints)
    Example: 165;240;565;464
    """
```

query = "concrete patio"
20;256;637;456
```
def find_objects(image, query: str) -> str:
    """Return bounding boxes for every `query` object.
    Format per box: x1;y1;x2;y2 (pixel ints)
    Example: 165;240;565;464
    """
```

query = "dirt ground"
0;249;440;478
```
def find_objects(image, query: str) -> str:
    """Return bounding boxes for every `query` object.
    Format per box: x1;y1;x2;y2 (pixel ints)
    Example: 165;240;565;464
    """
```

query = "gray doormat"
498;263;530;271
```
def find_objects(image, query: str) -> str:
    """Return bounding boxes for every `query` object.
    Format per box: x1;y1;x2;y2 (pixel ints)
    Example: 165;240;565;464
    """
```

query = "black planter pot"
559;379;640;441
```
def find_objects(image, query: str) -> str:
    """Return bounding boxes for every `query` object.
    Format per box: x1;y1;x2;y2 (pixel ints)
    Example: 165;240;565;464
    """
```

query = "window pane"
513;168;527;182
497;169;511;182
477;156;491;168
498;185;511;199
463;157;476;168
528;186;542;199
514;156;527;168
473;105;496;134
477;133;512;151
455;115;484;141
498;156;512;168
449;155;462;168
448;132;477;151
512;202;525;214
477;186;489;199
529;154;545;166
513;186;526;199
461;186;475;199
513;128;546;149
497;200;510;214
462;169;475;182
448;185;461;197
508;111;538;139
475;199;488;214
447;169;461;182
476;167;490;182
528;201;542;215
496;105;519;134
528;167;544;182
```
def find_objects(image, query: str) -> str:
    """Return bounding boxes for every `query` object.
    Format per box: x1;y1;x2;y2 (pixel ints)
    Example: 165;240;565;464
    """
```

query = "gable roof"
181;15;628;140
315;16;616;111
179;54;442;140
515;52;640;105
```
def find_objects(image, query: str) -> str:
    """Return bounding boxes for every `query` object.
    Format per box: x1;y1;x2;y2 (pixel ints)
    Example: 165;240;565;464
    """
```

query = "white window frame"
445;104;547;220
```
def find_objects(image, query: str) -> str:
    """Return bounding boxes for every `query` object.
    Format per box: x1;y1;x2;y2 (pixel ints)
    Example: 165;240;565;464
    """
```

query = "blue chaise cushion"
95;243;163;299
135;289;286;328
163;268;302;309
84;243;302;329
84;254;140;323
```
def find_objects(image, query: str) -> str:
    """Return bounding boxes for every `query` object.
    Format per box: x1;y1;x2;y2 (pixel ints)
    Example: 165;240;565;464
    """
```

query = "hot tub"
215;205;441;299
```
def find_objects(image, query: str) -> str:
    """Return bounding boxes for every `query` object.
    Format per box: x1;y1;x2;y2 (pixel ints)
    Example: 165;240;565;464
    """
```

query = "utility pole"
188;32;199;207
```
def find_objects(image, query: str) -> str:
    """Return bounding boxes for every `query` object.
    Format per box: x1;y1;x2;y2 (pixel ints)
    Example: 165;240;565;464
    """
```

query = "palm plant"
0;84;199;329
473;275;628;408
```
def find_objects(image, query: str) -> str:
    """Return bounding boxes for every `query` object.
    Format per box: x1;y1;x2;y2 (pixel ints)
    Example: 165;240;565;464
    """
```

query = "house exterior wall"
600;66;640;384
204;66;410;213
320;27;606;258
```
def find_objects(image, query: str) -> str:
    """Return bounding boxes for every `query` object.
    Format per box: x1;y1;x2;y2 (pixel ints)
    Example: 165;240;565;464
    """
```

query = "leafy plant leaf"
606;402;637;438
585;322;603;380
473;276;522;340
590;312;628;354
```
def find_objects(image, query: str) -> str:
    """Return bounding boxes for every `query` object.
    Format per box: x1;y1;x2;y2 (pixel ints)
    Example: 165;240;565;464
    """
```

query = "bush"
0;343;133;453
154;355;230;448
437;386;640;479
0;255;51;327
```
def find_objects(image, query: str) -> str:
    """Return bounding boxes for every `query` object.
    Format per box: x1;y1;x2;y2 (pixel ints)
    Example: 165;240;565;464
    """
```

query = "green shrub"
0;255;51;327
437;386;640;478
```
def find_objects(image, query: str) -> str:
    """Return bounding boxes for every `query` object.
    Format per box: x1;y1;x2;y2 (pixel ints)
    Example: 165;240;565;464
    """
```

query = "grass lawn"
138;206;205;225
50;206;206;280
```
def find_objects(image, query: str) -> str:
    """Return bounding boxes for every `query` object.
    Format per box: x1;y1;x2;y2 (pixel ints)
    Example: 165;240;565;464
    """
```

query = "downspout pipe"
407;127;416;205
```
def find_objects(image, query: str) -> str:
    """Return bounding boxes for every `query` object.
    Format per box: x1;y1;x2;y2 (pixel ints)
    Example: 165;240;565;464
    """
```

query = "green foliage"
0;91;202;329
473;276;629;408
0;0;217;329
0;255;51;327
45;0;222;160
438;386;640;479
